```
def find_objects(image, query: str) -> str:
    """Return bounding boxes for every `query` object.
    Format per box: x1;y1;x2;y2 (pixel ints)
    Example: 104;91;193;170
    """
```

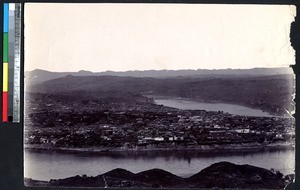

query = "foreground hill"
188;162;286;189
27;74;294;115
25;161;289;189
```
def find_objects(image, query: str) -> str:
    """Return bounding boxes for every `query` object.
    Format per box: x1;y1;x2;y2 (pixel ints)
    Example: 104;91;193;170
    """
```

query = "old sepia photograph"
24;3;296;189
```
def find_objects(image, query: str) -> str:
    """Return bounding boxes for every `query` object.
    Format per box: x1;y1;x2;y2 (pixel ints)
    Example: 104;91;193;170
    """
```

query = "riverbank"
24;142;294;154
148;95;292;118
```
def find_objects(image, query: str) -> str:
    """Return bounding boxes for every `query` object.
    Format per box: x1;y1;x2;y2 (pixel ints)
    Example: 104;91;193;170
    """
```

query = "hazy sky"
25;3;296;72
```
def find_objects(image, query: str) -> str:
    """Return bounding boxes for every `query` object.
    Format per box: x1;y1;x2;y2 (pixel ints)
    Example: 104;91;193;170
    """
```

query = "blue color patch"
3;3;9;32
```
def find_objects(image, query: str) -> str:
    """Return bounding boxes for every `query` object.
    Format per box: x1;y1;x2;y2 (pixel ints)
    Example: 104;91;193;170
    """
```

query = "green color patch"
3;33;8;62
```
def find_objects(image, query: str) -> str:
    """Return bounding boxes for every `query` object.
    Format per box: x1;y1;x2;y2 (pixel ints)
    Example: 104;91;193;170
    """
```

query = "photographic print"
24;3;296;189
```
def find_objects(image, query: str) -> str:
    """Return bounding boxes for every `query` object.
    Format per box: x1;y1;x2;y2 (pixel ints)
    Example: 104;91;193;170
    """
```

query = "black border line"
0;1;299;190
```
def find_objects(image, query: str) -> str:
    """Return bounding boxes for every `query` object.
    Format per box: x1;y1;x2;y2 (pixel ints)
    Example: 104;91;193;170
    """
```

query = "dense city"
24;93;295;151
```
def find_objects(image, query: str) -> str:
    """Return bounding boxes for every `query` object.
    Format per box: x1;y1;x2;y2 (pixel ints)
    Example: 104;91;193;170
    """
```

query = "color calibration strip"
2;3;21;122
3;3;9;122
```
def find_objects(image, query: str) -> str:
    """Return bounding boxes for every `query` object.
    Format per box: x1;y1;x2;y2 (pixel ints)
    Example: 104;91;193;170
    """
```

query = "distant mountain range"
26;72;294;115
24;161;289;189
25;67;293;85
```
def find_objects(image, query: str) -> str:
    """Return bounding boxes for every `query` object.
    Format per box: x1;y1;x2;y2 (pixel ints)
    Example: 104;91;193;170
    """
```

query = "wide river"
154;98;276;117
24;99;294;181
25;149;294;181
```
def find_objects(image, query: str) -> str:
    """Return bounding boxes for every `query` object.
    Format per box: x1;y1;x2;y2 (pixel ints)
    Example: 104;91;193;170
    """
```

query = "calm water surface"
154;98;277;117
24;149;294;181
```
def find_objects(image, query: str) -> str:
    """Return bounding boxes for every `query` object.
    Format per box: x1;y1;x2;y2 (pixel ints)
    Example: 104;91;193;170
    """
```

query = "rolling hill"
25;67;294;85
26;73;294;115
25;161;288;189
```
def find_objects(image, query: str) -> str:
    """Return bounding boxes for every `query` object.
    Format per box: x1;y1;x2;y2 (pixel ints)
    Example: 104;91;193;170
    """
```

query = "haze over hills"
26;73;294;115
25;67;294;85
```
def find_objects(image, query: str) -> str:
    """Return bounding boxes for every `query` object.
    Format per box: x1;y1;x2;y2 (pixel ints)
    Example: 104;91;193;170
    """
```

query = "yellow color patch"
3;62;8;92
